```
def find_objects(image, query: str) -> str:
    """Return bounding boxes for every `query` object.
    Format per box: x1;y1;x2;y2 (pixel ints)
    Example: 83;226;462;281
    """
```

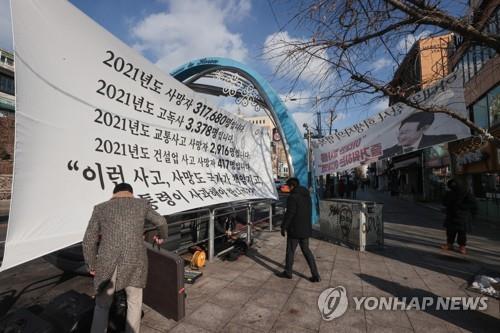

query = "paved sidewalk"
356;190;500;273
391;194;500;232
170;198;500;333
0;192;499;332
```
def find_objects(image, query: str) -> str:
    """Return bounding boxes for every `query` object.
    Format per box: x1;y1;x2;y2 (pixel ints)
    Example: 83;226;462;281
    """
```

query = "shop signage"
455;149;488;172
424;144;450;168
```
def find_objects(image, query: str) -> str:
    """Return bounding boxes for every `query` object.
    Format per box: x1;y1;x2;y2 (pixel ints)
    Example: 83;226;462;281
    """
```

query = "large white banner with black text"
2;0;276;271
313;72;470;175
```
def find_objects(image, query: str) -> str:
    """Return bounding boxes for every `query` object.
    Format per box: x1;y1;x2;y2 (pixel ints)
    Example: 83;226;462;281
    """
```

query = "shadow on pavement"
371;243;487;281
357;190;500;242
0;272;75;318
350;190;500;277
245;248;309;279
382;229;500;276
385;232;500;259
357;273;499;332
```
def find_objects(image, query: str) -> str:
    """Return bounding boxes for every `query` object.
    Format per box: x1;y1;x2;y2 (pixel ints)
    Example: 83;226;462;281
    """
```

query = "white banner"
1;0;277;271
313;72;470;175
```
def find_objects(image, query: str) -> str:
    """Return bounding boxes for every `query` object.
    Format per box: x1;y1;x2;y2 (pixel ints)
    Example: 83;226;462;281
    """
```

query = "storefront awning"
393;156;420;169
0;96;15;111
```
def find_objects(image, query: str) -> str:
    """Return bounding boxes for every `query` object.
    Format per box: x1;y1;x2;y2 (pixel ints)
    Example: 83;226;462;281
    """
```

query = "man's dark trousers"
446;229;466;246
285;237;319;277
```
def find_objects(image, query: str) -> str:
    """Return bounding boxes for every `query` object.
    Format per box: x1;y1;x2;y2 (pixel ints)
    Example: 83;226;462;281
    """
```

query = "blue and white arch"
171;57;319;224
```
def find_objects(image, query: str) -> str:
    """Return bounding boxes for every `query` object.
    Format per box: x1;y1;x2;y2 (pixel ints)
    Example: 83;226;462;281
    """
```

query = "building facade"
0;48;15;200
382;34;454;200
389;34;452;105
379;0;500;220
243;115;289;179
448;0;500;219
0;49;14;114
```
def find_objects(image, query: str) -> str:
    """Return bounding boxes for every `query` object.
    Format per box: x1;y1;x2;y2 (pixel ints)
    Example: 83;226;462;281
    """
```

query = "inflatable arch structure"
171;57;319;224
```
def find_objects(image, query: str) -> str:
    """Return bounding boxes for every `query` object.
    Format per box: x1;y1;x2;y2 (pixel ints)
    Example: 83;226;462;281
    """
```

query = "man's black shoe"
275;271;292;279
309;276;321;283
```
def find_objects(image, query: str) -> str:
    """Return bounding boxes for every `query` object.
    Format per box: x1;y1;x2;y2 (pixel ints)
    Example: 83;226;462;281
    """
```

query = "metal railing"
0;198;288;266
144;198;286;261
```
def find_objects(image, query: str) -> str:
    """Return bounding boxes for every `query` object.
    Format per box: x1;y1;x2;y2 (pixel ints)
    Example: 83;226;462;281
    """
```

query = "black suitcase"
0;309;55;333
39;290;94;333
143;242;185;321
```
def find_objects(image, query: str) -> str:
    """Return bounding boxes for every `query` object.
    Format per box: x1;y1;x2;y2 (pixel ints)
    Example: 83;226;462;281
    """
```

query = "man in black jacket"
276;178;320;282
442;179;477;255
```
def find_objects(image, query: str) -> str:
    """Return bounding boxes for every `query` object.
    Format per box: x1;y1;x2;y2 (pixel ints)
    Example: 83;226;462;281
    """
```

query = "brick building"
389;33;452;105
380;34;454;200
0;48;15;200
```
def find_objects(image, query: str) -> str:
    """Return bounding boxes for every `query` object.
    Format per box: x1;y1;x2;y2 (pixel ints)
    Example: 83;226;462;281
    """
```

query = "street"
356;189;500;275
0;190;498;332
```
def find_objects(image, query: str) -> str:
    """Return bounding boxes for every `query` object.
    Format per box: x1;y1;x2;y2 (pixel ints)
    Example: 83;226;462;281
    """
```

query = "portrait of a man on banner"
382;112;458;158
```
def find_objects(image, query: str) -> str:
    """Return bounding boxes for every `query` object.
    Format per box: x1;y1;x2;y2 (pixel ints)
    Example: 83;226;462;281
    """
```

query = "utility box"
319;199;383;251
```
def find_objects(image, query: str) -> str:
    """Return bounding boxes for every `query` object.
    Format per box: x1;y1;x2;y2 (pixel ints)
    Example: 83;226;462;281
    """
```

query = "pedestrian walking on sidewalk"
83;183;168;333
276;178;321;282
351;179;358;199
346;180;352;199
338;179;345;198
442;179;477;255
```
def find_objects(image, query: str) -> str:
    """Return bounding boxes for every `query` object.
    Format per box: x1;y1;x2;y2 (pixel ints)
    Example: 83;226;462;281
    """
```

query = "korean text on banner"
2;0;277;272
313;72;470;175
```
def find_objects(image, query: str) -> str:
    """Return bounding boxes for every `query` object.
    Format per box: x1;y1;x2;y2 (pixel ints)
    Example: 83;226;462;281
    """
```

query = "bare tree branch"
263;0;500;141
386;0;500;52
350;73;493;140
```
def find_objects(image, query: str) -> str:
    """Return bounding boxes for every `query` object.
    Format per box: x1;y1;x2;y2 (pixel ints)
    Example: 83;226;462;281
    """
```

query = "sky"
0;0;399;134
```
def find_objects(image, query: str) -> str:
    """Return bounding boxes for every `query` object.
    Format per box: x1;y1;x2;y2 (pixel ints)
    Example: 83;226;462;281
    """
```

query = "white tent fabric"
2;0;277;272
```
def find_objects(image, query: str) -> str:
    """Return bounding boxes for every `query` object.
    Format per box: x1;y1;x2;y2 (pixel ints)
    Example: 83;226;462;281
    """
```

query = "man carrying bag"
83;183;167;333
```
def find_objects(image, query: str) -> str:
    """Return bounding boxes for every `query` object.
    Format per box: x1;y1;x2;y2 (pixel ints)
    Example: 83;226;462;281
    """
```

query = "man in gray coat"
83;183;168;333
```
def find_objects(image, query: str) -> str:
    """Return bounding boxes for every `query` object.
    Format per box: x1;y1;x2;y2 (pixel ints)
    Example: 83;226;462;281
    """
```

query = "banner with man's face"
313;72;470;175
